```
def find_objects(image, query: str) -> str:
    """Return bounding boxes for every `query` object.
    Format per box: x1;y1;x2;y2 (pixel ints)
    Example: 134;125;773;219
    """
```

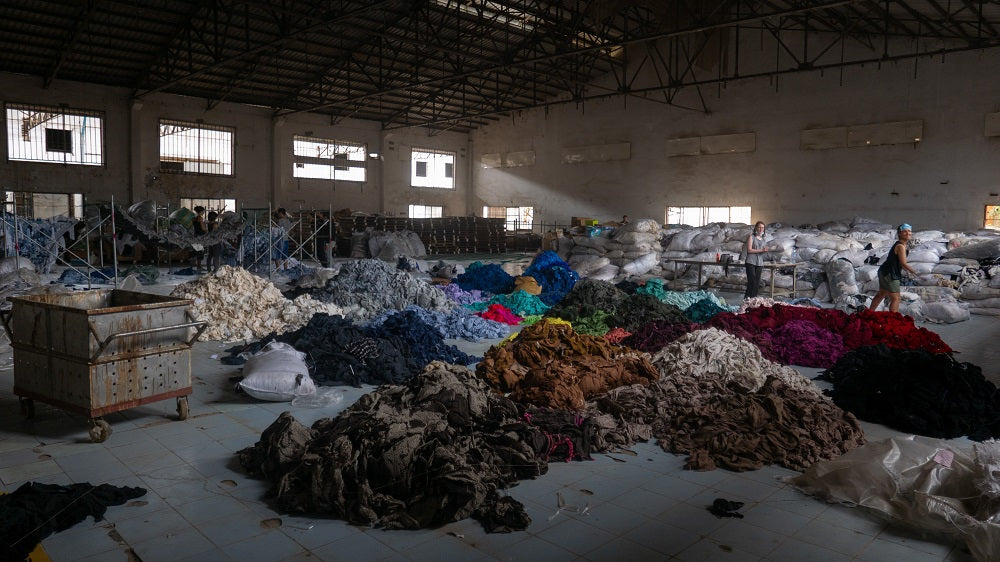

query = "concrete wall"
471;46;1000;231
0;73;131;204
4;37;1000;232
0;72;473;216
380;129;471;218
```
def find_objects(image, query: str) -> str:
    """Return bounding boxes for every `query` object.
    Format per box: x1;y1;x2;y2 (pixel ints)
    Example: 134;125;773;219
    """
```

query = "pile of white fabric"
170;265;343;341
559;218;665;281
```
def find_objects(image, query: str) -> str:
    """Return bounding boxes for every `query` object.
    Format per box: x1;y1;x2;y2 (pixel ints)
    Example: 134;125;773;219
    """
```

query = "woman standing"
870;223;918;312
744;221;767;299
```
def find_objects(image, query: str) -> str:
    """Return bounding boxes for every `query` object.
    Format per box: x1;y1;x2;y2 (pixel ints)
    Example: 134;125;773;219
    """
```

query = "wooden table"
669;259;805;298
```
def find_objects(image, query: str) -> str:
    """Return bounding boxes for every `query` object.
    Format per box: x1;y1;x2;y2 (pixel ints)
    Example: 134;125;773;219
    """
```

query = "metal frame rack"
0;194;119;288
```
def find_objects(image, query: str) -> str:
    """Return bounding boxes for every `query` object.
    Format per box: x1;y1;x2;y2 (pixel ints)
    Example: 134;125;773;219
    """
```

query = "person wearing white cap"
870;223;918;312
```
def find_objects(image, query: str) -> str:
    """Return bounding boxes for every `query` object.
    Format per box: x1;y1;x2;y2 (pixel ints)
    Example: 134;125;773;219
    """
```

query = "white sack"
922;301;970;324
621;252;659;276
825;259;859;300
568;255;611;277
238;342;316;402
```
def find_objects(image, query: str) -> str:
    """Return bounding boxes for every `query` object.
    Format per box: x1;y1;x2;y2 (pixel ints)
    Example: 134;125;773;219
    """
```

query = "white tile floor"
1;271;997;561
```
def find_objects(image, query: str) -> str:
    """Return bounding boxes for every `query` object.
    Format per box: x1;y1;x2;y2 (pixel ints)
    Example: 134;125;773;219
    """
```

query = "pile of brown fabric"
476;319;659;410
239;362;586;532
586;329;865;471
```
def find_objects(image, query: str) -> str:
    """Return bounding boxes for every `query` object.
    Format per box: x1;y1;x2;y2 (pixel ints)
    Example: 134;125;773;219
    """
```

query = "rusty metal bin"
3;289;206;442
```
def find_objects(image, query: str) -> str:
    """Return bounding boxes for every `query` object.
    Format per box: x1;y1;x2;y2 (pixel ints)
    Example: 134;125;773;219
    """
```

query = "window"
411;148;455;188
3;191;84;219
292;136;367;181
5;103;104;165
666;206;751;227
484;205;533;231
408;204;443;219
159;119;234;176
179;198;236;214
987;205;1000;230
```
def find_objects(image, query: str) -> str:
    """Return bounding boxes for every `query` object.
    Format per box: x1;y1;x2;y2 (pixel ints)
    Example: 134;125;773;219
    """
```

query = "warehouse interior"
1;1;1000;561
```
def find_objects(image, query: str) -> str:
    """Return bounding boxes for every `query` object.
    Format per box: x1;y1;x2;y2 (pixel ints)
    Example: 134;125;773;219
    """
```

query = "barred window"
986;205;1000;230
666;206;751;227
484;205;533;231
293;136;367;181
179;197;236;214
5;103;104;166
159;119;234;176
408;204;443;218
411;148;455;189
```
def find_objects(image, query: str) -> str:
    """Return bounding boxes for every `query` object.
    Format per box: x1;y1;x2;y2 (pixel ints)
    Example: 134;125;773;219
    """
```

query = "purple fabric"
766;319;846;368
440;283;485;305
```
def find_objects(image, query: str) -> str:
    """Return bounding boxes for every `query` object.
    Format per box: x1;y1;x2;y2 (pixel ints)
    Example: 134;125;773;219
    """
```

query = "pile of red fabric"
476;303;523;325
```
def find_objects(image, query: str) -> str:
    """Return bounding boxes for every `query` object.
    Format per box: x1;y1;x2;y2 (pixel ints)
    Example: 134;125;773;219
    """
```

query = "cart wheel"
19;398;34;420
88;419;112;443
176;396;189;420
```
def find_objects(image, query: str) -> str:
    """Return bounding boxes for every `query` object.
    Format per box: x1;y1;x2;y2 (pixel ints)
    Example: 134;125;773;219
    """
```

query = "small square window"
45;128;72;153
415;161;428;177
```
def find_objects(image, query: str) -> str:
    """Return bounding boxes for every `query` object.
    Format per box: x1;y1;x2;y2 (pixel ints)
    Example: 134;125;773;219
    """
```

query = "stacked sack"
644;217;1000;321
562;218;664;282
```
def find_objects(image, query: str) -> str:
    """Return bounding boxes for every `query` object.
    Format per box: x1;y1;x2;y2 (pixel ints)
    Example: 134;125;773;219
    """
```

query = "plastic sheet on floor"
790;435;1000;562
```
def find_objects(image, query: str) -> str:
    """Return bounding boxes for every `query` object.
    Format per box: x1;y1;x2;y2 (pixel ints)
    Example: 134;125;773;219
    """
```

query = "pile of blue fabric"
455;262;514;295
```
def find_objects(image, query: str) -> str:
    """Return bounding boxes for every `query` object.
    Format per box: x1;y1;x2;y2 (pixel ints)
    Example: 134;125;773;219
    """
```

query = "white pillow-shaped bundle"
237;342;316;402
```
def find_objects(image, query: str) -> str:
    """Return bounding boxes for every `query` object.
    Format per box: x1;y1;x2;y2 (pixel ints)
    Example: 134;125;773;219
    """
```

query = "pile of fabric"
170;265;342;341
239;363;570;532
476;319;659;410
590;329;865;471
819;345;1000;440
301;259;455;320
365;304;508;341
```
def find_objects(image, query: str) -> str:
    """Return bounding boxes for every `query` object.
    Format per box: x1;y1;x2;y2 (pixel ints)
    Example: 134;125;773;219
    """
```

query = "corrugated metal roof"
0;0;998;133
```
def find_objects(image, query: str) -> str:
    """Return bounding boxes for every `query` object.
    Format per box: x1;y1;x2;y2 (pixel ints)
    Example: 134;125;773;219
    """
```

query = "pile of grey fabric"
303;258;455;320
239;362;567;532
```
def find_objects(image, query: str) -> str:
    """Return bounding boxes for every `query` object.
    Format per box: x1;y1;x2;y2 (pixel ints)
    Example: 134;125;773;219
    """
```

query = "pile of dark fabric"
224;314;417;386
683;298;729;323
818;345;1000;440
611;293;689;331
238;362;594;532
621;319;701;352
454;262;515;295
0;482;146;561
476;319;659;410
364;308;477;366
545;278;628;322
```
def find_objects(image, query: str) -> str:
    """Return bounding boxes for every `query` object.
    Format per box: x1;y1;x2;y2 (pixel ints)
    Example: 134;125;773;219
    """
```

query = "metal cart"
3;290;206;442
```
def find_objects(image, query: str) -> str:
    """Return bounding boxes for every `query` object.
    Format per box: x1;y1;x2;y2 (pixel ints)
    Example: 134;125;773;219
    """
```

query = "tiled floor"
0;270;996;561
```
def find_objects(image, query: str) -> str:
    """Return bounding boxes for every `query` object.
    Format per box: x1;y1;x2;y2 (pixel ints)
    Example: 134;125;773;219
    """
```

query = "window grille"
5;103;104;166
159;119;234;176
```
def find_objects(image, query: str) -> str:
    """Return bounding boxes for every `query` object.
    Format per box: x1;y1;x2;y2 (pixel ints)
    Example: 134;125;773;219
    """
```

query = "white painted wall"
471;45;1000;231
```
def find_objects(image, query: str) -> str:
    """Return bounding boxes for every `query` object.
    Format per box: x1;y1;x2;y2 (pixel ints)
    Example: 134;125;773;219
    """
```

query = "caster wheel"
176;396;189;420
19;398;34;420
88;419;112;443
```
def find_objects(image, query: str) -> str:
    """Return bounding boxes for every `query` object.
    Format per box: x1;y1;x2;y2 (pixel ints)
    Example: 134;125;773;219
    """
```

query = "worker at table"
744;221;768;299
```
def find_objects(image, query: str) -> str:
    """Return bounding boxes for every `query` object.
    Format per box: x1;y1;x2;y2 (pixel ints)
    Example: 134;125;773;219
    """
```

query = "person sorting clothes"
743;221;767;299
869;223;918;313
